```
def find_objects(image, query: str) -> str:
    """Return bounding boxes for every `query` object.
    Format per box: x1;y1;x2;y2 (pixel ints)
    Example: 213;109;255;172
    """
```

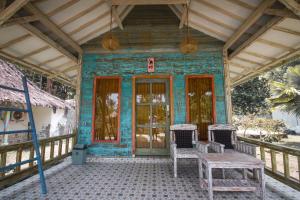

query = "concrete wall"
79;50;227;156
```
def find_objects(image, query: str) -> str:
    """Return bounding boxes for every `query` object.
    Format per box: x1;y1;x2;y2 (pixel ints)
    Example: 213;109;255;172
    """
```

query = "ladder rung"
0;107;28;112
0;158;37;173
0;129;32;135
0;85;24;93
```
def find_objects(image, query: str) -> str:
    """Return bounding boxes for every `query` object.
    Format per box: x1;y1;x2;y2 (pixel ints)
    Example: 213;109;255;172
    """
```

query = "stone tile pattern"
1;157;298;200
80;38;227;156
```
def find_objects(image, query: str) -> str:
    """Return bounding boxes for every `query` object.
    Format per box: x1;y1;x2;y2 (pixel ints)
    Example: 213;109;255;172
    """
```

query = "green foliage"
269;65;300;117
232;77;270;115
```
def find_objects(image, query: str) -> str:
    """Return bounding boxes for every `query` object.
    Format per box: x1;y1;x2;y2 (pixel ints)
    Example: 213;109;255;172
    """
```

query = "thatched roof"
0;59;71;109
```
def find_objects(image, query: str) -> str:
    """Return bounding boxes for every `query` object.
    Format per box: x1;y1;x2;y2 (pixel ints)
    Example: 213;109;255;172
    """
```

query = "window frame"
92;76;121;143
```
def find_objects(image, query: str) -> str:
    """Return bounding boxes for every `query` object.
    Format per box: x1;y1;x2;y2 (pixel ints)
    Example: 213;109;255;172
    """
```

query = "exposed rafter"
111;0;187;5
179;4;187;29
39;55;65;66
225;0;255;10
272;26;300;36
24;2;83;55
235;57;262;66
1;15;38;27
264;8;300;20
0;0;29;26
47;0;80;17
21;23;78;63
243;51;276;61
229;62;249;69
257;38;295;51
19;45;50;59
0;33;31;49
279;0;300;17
228;16;283;60
112;6;124;30
224;0;276;50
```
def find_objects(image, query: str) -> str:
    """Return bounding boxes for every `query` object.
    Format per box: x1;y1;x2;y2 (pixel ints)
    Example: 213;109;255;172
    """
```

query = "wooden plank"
0;34;31;49
256;38;295;51
15;148;22;172
264;8;300;20
179;4;187;29
61;64;79;73
111;0;187;5
24;2;82;54
279;0;300;17
39;55;65;66
47;0;80;17
58;139;62;157
0;0;30;26
225;0;255;10
50;141;55;159
243;51;276;61
235;57;262;66
112;6;124;30
29;146;34;168
21;23;78;63
260;146;265;162
19;45;50;59
229;16;283;60
283;153;290;178
270;150;277;172
224;0;276;50
0;152;7;177
65;138;69;153
229;62;248;69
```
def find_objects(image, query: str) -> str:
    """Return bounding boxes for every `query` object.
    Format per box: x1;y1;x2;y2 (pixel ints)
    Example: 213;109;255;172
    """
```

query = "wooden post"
29;146;34;168
41;142;46;163
15;148;22;172
270;150;277;172
50;141;55;159
298;156;300;182
58;139;62;157
283;153;290;178
260;146;266;162
65;138;69;153
0;152;7;177
223;49;233;123
75;55;82;144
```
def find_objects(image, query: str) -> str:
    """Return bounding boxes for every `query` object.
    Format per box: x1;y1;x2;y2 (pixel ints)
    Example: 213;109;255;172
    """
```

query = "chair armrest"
235;141;256;157
208;141;225;153
196;141;209;153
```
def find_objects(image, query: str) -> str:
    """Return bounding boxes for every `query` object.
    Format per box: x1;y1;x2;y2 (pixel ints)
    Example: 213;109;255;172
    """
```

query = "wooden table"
198;152;265;200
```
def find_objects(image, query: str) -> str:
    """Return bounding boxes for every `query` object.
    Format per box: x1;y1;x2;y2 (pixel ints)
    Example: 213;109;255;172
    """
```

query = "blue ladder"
0;76;47;194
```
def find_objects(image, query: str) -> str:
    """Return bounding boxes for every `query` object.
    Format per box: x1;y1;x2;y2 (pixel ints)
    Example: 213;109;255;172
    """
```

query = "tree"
232;77;270;115
269;65;300;117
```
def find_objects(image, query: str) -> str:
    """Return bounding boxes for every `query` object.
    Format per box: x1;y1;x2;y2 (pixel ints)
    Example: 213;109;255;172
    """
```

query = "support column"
223;49;232;124
75;55;82;142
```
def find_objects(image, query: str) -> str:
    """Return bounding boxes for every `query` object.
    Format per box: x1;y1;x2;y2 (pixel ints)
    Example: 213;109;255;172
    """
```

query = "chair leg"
174;157;177;178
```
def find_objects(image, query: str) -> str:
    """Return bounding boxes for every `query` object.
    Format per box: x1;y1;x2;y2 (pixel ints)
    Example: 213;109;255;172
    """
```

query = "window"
92;77;121;143
186;75;215;141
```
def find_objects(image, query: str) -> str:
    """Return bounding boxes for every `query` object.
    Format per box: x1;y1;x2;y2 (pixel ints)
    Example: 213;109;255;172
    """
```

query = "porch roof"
0;0;299;87
0;157;299;199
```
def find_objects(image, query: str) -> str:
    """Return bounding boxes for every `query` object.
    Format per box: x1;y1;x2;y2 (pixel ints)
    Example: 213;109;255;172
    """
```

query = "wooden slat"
58;139;62;157
47;0;80;17
283;153;290;178
0;0;30;26
39;55;65;66
15;148;22;172
21;23;78;63
270;150;277;172
229;16;283;60
0;34;31;49
61;64;79;73
111;0;187;5
243;51;276;61
24;2;82;54
0;152;7;177
50;141;55;159
260;146;265;162
29;146;34;168
272;26;300;36
40;142;46;163
19;45;50;59
225;0;255;10
1;15;38;27
224;0;276;50
65;138;69;153
235;57;262;66
256;38;295;51
229;62;248;69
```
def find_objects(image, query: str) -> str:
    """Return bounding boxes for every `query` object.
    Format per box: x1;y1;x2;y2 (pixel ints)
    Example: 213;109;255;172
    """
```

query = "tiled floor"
0;157;299;200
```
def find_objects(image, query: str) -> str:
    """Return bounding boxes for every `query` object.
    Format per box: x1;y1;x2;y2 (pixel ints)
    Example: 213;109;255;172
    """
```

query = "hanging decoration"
180;2;198;54
101;6;120;51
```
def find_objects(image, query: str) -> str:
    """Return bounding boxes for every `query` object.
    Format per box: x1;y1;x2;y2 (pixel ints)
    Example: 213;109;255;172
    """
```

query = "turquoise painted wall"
79;50;227;156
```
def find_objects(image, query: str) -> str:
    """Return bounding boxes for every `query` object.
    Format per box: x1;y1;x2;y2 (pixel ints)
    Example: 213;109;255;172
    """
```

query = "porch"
0;157;299;200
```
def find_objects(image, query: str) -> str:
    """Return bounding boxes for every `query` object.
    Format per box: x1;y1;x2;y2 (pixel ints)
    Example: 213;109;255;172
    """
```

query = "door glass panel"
136;127;150;148
152;128;166;149
136;105;150;126
188;77;213;141
136;83;150;103
152;83;166;103
152;104;166;126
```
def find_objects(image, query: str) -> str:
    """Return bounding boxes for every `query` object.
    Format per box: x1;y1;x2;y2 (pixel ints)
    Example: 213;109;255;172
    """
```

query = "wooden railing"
0;133;76;189
238;136;300;191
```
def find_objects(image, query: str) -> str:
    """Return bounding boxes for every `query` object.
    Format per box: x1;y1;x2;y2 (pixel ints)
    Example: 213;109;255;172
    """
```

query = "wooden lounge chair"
170;124;208;178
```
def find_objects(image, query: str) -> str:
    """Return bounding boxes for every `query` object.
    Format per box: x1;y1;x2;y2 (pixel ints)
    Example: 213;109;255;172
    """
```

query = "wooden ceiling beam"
272;26;300;36
224;0;276;50
225;0;255;10
229;62;249;69
243;51;276;61
0;33;31;49
112;6;124;30
21;23;78;63
24;2;83;55
256;38;295;51
179;4;187;29
0;0;30;26
235;57;263;66
47;0;80;17
61;64;79;73
111;0;187;5
1;15;38;27
228;16;283;60
264;8;300;20
39;55;65;66
279;0;300;17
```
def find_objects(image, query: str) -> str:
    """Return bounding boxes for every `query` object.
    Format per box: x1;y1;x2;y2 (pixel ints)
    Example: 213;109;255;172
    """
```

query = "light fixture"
101;6;120;51
180;2;198;54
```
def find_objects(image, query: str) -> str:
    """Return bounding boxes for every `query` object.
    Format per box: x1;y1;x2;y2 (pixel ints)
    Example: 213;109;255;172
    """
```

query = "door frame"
132;75;174;155
185;75;216;133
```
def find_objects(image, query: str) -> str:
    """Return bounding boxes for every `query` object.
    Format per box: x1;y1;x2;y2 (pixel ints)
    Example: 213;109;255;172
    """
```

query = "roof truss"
0;0;29;26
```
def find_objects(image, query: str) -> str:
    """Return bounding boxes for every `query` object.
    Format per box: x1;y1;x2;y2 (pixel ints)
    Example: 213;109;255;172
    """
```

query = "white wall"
272;109;300;128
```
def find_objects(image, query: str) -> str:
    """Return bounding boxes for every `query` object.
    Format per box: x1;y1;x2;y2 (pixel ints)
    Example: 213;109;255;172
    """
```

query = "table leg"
198;159;203;187
259;167;265;200
208;166;213;200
